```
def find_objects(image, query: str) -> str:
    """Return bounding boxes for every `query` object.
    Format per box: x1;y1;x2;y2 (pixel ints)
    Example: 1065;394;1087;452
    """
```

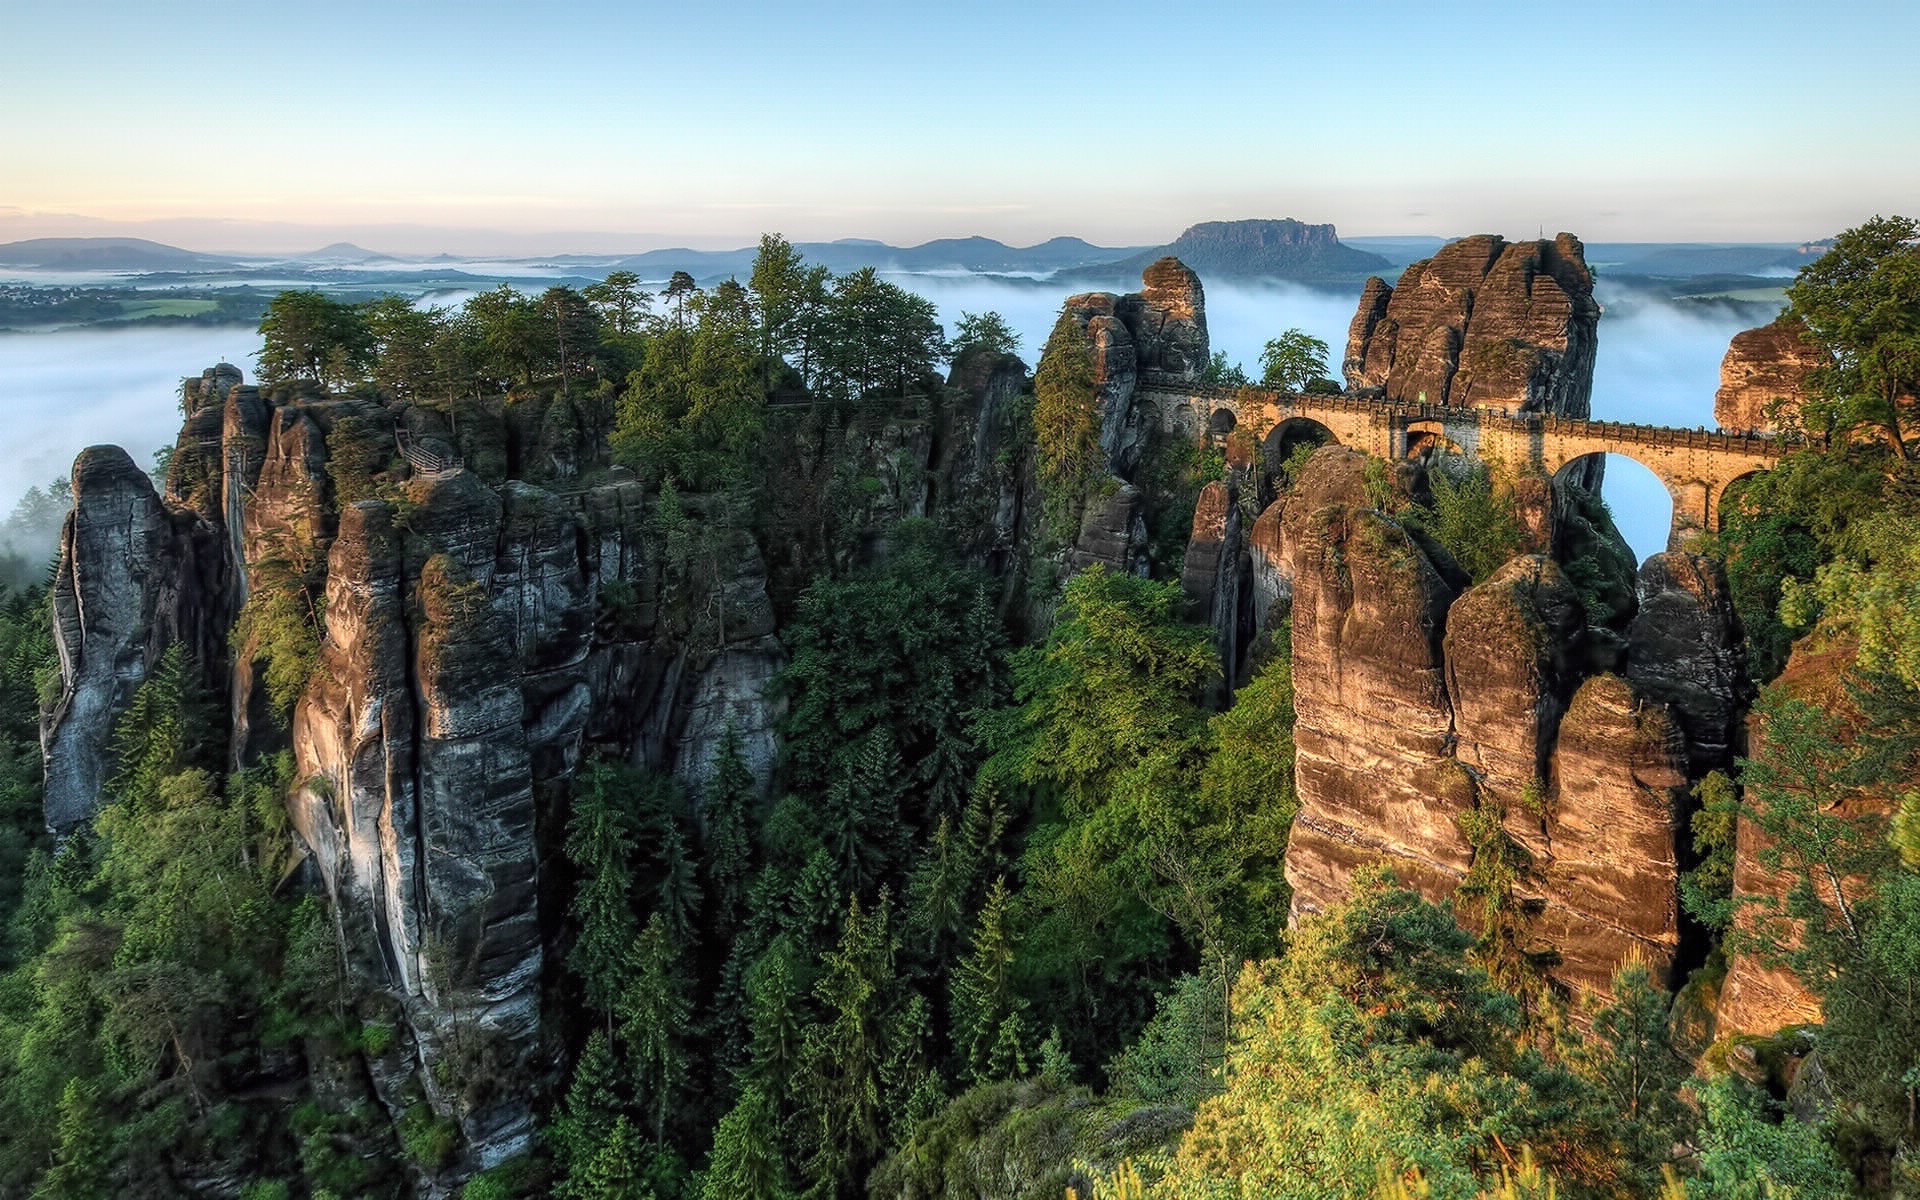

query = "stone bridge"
1136;373;1794;549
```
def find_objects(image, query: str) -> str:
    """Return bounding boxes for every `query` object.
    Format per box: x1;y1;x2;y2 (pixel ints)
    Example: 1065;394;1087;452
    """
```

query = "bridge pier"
1667;479;1711;552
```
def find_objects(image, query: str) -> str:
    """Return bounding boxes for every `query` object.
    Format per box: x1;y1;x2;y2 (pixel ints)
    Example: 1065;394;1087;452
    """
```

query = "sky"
4;0;1917;255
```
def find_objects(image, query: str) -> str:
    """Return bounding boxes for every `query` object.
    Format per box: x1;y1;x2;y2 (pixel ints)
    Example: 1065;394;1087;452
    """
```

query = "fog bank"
0;325;262;514
0;274;1779;571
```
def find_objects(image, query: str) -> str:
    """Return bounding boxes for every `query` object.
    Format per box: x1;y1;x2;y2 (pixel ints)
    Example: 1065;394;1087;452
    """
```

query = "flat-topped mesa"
1715;316;1828;436
1344;233;1599;418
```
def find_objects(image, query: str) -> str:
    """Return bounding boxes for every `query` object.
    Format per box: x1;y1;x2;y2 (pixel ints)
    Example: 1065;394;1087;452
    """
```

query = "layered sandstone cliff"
1344;233;1599;417
1275;445;1731;1000
1715;316;1826;435
1054;257;1209;482
42;350;1044;1174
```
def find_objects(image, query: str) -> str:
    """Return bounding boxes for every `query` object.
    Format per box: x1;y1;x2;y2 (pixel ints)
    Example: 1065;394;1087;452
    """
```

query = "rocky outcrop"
1717;633;1888;1037
46;365;795;1178
1715;317;1826;435
1444;556;1586;859
1282;448;1468;913
1344;234;1599;418
1539;675;1687;995
1053;258;1211;480
1276;445;1720;1001
1132;258;1210;377
1247;498;1288;634
1066;484;1150;578
42;445;228;835
1180;481;1246;696
1626;553;1747;774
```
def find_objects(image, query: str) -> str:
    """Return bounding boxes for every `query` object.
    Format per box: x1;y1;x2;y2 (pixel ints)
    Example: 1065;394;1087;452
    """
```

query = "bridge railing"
1133;372;1799;458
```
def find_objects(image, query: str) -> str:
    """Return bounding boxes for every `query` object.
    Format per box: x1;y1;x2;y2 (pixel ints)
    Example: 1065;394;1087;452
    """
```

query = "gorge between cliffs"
6;225;1915;1200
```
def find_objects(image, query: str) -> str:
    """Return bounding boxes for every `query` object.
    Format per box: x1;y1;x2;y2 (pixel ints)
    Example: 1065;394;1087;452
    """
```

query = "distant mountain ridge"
1061;219;1393;284
0;237;236;271
606;235;1144;280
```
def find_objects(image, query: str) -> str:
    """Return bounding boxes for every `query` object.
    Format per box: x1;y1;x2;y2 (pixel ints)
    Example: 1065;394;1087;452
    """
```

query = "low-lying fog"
0;273;1776;570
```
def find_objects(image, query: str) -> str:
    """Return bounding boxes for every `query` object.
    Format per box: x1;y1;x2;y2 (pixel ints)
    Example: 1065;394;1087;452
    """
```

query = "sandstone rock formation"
1247;498;1288;634
43;445;227;835
1344;233;1599;418
42;350;1069;1175
1180;481;1246;696
1626;553;1747;774
1053;258;1210;480
1443;555;1585;860
1717;633;1888;1037
1282;448;1468;912
1715;316;1826;435
1276;443;1728;1002
1539;674;1687;995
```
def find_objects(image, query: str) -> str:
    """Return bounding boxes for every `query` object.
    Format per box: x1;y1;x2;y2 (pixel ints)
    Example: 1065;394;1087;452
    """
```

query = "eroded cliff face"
1055;256;1209;483
1716;632;1889;1038
1282;448;1469;909
1344;233;1599;418
43;352;1046;1176
1715;316;1827;436
44;367;794;1172
1275;444;1731;1001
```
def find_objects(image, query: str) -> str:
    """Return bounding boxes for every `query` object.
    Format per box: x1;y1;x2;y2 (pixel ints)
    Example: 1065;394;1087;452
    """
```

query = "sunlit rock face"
1344;233;1599;418
1054;256;1211;481
1716;632;1889;1039
1715;316;1827;435
1281;447;1469;913
1272;441;1744;1003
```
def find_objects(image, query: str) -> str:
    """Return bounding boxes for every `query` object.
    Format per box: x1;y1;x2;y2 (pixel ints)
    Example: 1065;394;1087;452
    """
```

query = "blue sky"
4;0;1916;253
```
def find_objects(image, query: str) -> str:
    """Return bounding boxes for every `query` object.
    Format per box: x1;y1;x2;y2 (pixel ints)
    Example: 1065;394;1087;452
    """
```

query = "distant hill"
612;236;1142;282
0;237;233;271
1058;219;1391;285
1586;243;1811;278
299;242;393;263
1344;235;1450;270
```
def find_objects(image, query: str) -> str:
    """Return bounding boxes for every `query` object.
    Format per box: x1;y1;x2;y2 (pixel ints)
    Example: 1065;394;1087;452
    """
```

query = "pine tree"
618;913;692;1143
798;894;898;1197
559;1114;653;1200
880;992;939;1149
1568;963;1693;1187
816;730;908;903
551;1030;627;1186
745;938;807;1094
651;820;701;947
566;765;642;1016
33;1079;110;1200
701;1087;793;1200
951;877;1027;1084
702;727;757;940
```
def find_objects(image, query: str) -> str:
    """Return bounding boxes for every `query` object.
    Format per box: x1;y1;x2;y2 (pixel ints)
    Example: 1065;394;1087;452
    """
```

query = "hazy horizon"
6;1;1915;255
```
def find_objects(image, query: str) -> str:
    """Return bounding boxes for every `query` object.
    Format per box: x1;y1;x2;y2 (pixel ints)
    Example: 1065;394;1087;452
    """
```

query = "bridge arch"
1712;469;1769;533
1403;419;1466;460
1262;416;1337;476
1554;452;1676;563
